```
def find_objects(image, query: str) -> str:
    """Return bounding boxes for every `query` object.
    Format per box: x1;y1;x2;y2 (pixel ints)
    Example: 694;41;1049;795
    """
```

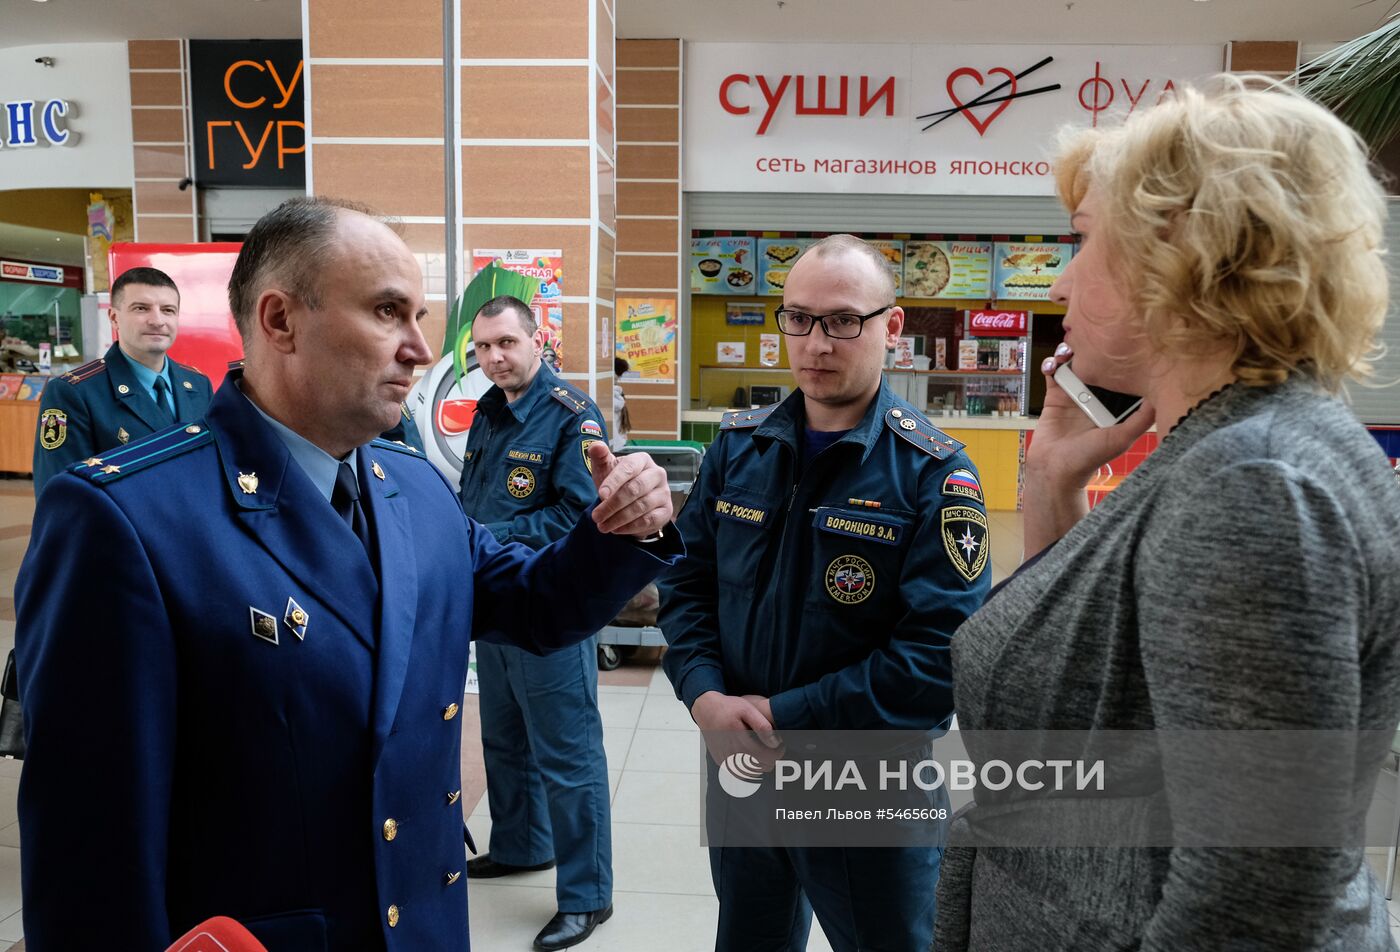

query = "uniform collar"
241;381;356;504
754;379;892;465
117;346;172;393
480;358;556;425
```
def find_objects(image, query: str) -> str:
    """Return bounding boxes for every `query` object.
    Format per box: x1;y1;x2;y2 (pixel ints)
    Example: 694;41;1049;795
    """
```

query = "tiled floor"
2;486;1400;950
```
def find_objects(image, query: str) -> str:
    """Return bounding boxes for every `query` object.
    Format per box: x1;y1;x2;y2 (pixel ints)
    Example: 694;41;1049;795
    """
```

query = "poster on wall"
755;238;812;295
904;241;993;299
471;249;564;367
717;342;746;364
993;242;1075;301
691;237;756;294
867;240;904;295
615;297;678;383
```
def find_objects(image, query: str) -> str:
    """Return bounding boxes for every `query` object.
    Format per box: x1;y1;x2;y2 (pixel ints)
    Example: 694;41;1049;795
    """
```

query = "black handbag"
0;649;25;760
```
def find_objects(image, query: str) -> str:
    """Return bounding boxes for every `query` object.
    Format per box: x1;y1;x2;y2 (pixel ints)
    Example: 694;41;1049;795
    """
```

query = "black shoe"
465;854;556;879
532;905;614;951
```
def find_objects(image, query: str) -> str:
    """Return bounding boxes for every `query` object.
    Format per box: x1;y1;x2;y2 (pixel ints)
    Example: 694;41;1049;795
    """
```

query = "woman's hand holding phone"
1021;344;1156;556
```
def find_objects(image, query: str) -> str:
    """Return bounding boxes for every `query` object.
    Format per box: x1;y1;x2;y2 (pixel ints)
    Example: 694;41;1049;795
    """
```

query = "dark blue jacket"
15;372;682;951
659;382;991;732
33;341;213;495
457;360;605;550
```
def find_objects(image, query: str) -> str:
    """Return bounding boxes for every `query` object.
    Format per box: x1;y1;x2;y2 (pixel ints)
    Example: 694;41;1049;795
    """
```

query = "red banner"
968;309;1028;337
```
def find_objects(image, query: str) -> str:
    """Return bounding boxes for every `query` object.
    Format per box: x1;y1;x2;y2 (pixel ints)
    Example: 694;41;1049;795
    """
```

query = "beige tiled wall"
298;1;617;409
128;40;197;243
614;39;682;439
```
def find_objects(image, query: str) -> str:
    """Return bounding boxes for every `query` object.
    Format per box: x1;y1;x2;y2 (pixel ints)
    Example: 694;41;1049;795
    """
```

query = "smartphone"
1053;360;1144;428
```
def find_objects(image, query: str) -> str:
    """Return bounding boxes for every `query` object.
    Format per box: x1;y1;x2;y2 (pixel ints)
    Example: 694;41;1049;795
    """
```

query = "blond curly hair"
1054;74;1389;391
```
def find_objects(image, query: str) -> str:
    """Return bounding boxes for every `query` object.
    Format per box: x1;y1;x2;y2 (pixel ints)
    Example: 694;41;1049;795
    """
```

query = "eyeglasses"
774;305;893;339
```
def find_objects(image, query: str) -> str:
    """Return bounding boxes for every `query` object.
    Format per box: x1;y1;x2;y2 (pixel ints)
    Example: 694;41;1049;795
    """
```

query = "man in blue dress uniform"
658;235;991;951
33;266;213;494
456;295;614;950
14;198;681;951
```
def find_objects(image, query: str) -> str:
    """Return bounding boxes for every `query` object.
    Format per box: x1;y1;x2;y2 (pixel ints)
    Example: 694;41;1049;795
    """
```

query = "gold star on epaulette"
83;457;102;467
100;465;120;475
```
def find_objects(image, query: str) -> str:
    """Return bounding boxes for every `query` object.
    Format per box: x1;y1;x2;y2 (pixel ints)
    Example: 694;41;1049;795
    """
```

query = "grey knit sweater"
935;377;1400;951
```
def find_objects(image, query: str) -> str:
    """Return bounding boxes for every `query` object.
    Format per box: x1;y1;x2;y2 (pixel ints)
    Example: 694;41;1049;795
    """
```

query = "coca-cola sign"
968;310;1028;337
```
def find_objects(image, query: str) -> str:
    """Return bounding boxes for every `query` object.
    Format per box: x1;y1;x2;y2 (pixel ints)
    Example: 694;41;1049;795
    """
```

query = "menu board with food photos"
993;242;1075;301
691;237;757;294
867;240;904;295
903;241;993;299
756;238;813;295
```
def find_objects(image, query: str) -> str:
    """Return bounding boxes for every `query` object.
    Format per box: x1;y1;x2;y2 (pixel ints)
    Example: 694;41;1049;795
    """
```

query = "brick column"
1224;41;1300;78
128;40;198;243
305;0;450;351
614;39;682;439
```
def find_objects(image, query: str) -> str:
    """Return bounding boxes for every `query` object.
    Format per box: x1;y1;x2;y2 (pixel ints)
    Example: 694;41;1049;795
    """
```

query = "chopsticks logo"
918;56;1063;135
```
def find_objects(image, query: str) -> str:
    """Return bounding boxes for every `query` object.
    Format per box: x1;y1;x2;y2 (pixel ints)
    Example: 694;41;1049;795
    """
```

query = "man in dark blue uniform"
33;266;212;494
457;294;614;951
14;197;681;951
658;235;991;952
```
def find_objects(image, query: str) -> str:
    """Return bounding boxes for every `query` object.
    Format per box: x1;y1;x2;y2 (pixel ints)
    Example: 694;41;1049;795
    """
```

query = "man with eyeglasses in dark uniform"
658;234;990;951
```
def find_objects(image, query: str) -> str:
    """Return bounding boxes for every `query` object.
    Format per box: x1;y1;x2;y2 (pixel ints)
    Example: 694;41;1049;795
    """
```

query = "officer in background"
33;266;212;494
14;197;680;950
458;295;614;951
658;235;991;951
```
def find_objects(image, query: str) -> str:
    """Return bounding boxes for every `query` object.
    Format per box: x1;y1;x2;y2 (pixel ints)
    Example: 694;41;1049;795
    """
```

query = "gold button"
445;870;462;886
387;905;399;928
383;818;398;841
182;380;193;390
291;609;307;626
447;789;461;805
443;702;459;721
118;384;130;394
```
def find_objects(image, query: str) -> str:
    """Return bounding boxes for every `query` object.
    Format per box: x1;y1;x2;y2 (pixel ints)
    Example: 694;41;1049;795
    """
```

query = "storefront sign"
0;99;73;148
685;43;1220;195
1;260;64;284
691;237;756;294
190;39;305;188
470;249;564;366
968;310;1029;336
616;297;678;383
993;242;1074;300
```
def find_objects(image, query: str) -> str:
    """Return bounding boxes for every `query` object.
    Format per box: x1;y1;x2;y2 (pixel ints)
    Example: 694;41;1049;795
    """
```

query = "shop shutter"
1344;198;1400;425
684;192;1071;235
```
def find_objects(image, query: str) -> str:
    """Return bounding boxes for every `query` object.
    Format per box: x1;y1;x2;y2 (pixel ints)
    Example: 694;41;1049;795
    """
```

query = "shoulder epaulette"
227;358;246;372
400;402;413;422
720;405;778;431
547;384;589;415
884;407;964;460
67;422;213;486
171;359;210;380
371;437;423;458
59;358;106;385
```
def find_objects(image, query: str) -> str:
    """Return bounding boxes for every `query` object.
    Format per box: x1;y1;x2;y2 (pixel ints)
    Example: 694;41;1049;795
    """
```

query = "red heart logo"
946;67;1017;137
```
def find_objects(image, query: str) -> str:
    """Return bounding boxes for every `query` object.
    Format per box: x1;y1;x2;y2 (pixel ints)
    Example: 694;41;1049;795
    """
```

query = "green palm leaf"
1294;11;1400;154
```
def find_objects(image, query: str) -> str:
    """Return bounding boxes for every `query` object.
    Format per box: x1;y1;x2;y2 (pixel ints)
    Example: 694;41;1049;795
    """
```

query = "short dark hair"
227;196;380;339
112;267;178;307
614;357;629;376
475;295;537;335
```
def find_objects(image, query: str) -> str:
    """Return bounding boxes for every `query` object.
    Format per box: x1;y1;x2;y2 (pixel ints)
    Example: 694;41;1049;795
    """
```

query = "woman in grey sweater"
934;76;1400;951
